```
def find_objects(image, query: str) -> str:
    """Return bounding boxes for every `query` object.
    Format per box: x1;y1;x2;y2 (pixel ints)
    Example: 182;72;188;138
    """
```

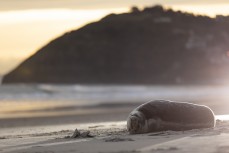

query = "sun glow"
170;4;229;17
1;4;229;75
216;115;229;121
0;8;128;75
0;8;127;25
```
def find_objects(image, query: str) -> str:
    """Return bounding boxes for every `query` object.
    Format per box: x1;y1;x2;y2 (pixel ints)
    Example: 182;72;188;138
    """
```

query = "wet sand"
0;98;228;128
1;85;229;153
0;100;229;153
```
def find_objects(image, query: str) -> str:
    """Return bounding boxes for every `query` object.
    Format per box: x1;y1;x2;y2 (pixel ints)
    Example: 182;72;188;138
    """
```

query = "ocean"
0;84;229;119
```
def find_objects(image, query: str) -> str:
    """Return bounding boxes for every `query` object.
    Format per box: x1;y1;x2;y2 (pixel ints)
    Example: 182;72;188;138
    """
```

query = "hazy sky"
1;0;229;75
1;0;229;10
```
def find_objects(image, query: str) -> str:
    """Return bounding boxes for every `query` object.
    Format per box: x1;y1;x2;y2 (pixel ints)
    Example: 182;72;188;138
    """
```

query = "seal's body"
127;100;215;134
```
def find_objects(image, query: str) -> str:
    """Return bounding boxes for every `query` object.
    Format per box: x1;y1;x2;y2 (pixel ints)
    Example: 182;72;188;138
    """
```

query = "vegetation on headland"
3;5;229;84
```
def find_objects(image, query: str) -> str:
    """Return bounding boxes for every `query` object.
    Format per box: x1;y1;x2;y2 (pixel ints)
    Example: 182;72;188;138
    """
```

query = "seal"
127;100;215;134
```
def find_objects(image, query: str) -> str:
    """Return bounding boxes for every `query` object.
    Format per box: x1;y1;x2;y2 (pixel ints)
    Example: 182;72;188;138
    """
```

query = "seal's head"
127;111;147;134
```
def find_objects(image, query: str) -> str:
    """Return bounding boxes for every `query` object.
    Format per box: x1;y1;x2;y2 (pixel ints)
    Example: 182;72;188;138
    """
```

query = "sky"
1;0;229;76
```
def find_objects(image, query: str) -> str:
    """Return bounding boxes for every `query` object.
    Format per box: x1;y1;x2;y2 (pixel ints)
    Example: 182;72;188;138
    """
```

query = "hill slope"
3;6;229;84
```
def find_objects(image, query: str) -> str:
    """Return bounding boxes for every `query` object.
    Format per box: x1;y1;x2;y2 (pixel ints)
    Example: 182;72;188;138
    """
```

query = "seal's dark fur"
128;100;215;134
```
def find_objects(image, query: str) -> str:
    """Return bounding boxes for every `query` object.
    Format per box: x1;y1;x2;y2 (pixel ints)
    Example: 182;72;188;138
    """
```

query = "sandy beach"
1;1;229;152
0;108;229;153
1;85;229;153
1;115;229;153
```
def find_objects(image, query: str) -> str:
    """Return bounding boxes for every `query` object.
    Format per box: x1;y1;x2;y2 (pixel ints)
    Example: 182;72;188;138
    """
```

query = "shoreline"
0;85;229;152
0;99;229;128
1;119;229;153
0;103;228;128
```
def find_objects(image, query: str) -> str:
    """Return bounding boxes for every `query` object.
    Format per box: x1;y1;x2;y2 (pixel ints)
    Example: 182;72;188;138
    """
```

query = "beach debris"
71;128;81;138
127;100;215;134
68;128;94;138
81;131;92;138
